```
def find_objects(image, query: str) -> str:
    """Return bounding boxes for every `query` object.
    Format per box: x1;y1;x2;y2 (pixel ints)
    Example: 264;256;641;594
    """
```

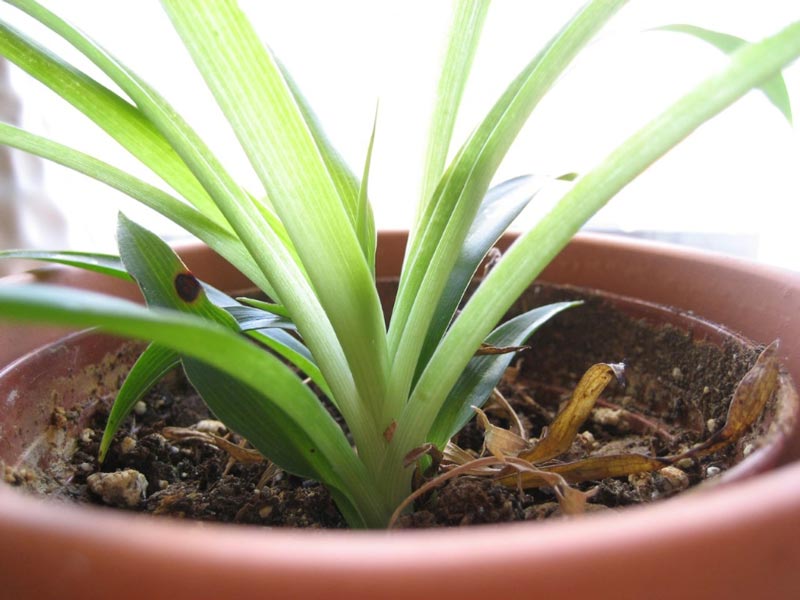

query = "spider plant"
0;0;797;528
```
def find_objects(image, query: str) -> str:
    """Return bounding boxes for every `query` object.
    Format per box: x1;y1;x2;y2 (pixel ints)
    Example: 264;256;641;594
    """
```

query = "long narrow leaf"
98;344;180;462
415;0;490;227
0;284;386;528
412;175;561;384
656;24;792;123
161;1;389;420
0;17;227;226
357;107;379;277
427;301;579;448
277;60;370;259
0;249;130;280
0;122;276;297
8;0;372;455
386;0;627;416
390;19;800;504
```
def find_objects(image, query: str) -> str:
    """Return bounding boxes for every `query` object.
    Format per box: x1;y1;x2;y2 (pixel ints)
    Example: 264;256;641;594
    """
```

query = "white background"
3;1;799;269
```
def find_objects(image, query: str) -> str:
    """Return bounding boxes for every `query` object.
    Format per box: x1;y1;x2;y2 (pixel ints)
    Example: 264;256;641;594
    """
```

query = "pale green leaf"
386;0;627;417
416;0;490;226
0;249;130;280
161;1;389;420
656;24;792;123
0;16;227;225
389;19;800;505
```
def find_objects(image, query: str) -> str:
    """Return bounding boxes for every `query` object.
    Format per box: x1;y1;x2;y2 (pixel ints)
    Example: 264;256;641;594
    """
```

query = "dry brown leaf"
162;427;264;464
499;453;667;489
476;343;530;356
674;341;780;460
486;388;526;438
519;362;624;464
474;407;532;460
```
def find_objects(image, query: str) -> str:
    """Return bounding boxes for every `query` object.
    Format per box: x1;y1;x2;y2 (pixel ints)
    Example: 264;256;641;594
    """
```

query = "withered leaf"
474;406;532;459
498;453;667;488
519;362;624;464
675;341;780;460
403;443;443;468
162;426;264;464
476;343;530;356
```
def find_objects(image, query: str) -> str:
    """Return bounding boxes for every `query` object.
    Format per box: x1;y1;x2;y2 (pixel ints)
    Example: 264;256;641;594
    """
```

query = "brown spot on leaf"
174;272;201;302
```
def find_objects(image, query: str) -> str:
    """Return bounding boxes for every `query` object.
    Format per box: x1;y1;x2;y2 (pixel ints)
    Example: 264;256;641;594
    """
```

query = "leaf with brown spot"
519;362;624;464
383;420;397;443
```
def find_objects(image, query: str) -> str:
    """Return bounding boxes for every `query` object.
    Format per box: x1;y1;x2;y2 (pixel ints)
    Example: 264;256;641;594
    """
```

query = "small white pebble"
180;472;188;478
80;428;94;444
79;462;94;473
706;418;717;433
706;466;722;477
577;431;596;450
743;443;755;456
87;469;148;507
133;401;147;416
592;408;622;427
195;419;227;435
702;386;711;395
659;466;690;492
671;367;683;381
119;436;137;454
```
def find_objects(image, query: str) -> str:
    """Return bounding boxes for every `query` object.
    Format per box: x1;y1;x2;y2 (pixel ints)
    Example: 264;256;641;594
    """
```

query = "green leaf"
0;121;275;297
98;344;180;462
656;24;793;123
357;106;379;277
225;305;295;332
246;327;334;402
0;283;386;527
277;59;370;263
0;249;130;280
237;297;290;318
391;18;800;501
387;0;627;415
11;0;376;453
427;301;580;448
161;0;389;418
413;175;558;384
416;0;490;227
0;15;227;225
117;213;238;330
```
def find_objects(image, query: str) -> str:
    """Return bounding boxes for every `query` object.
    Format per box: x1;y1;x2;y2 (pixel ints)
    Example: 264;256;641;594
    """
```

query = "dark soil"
4;283;773;529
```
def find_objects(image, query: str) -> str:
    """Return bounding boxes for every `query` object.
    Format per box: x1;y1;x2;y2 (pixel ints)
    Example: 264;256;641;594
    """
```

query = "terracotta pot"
2;232;800;599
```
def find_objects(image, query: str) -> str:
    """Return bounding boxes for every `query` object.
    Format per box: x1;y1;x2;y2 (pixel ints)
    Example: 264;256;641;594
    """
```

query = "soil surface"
3;283;772;529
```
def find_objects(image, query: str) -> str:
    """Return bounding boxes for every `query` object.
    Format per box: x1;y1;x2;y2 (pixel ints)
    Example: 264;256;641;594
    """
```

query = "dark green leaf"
117;213;238;329
225;305;295;332
99;344;180;462
428;301;579;447
246;327;333;403
413;175;556;383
